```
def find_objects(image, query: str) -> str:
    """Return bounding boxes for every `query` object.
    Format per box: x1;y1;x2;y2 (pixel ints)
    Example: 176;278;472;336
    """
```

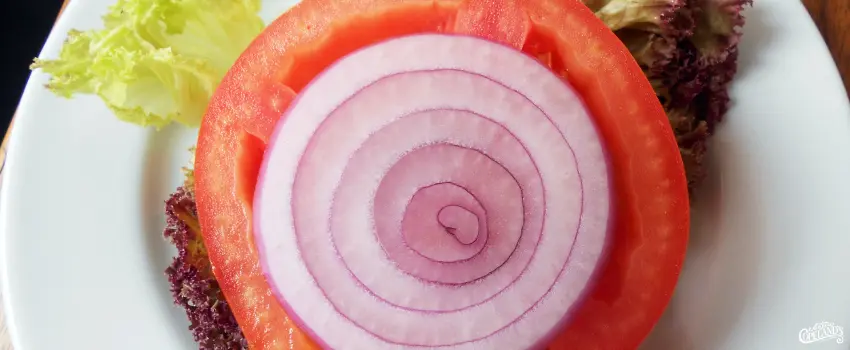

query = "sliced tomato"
194;0;689;349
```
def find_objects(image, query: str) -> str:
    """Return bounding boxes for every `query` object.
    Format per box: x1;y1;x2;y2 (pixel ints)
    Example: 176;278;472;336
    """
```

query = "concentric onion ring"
254;34;612;350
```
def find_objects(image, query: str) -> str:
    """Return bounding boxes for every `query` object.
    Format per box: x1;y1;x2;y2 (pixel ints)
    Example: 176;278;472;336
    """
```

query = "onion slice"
254;34;613;350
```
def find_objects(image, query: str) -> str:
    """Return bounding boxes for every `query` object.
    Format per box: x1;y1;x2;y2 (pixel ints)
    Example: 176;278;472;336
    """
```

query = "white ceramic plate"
2;0;849;349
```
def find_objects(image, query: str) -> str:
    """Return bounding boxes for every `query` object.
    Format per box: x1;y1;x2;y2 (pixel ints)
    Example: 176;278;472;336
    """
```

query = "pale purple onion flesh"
254;34;613;350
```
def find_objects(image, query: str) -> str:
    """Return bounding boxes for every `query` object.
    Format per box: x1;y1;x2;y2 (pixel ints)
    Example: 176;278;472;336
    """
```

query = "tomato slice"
194;0;689;349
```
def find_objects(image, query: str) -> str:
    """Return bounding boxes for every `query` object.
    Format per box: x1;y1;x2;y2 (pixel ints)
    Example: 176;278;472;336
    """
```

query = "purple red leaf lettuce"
588;0;751;189
164;182;247;350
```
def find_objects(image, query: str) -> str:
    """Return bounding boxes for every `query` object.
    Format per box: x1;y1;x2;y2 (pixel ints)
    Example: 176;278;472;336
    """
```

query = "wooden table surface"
0;1;846;349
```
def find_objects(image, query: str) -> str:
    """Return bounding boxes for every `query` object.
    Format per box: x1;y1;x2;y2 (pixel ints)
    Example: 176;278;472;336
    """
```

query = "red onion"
254;34;613;349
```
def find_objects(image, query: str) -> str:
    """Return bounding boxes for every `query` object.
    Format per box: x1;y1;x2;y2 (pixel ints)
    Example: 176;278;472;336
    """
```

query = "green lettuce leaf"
31;0;265;128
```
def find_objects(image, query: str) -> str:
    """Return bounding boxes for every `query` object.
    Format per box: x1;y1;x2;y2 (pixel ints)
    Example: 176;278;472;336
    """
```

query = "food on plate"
253;34;615;349
189;0;693;348
29;0;265;128
33;0;751;348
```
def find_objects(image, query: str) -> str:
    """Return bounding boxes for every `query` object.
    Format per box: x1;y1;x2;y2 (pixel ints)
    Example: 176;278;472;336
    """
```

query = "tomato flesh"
194;0;689;349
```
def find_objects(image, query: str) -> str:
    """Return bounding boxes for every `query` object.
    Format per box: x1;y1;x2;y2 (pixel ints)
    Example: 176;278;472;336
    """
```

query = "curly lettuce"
31;0;265;128
587;0;751;189
595;0;690;34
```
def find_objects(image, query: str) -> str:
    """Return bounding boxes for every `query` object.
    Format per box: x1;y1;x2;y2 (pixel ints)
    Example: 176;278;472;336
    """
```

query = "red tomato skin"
194;0;689;349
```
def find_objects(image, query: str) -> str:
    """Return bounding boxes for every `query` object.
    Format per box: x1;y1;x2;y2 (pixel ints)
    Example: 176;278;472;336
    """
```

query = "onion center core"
438;205;479;245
